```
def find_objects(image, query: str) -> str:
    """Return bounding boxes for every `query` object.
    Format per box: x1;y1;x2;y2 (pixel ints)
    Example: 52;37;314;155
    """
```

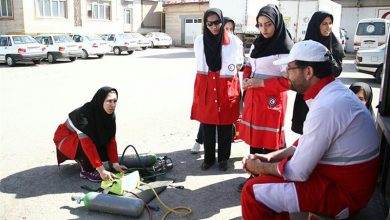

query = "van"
354;18;390;51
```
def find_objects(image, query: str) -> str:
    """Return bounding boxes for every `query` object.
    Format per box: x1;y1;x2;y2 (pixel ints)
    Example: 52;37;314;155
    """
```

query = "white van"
354;18;390;51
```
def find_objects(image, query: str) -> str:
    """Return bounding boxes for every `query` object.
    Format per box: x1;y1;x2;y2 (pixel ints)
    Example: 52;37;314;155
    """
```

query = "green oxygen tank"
119;153;158;168
74;192;144;217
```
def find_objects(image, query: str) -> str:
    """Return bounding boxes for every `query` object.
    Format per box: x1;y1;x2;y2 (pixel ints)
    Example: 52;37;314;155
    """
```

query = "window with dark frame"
36;0;67;18
0;0;13;17
87;0;111;20
124;9;131;24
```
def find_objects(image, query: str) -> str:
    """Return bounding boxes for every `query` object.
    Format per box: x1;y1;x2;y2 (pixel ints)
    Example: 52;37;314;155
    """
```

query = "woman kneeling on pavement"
53;86;127;182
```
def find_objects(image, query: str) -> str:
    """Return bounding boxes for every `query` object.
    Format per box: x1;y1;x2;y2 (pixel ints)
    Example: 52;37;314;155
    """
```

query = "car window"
0;37;8;46
118;34;131;40
12;36;36;44
356;22;386;36
107;34;115;41
53;35;74;43
73;35;83;42
41;37;52;45
86;35;102;41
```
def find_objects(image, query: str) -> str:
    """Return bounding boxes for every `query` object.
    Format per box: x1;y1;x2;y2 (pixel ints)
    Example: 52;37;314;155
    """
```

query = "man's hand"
242;154;281;177
244;158;262;176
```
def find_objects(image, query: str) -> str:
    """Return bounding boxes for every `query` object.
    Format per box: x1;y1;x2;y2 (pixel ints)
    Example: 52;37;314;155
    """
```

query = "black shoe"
218;160;228;171
237;176;254;192
201;162;214;170
237;181;245;192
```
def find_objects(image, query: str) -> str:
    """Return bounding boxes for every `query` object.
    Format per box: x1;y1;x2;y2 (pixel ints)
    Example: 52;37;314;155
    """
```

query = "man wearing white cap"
241;40;379;219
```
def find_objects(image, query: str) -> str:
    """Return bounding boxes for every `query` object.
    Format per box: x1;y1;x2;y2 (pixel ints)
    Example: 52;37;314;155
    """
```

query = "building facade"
0;0;164;35
163;0;207;46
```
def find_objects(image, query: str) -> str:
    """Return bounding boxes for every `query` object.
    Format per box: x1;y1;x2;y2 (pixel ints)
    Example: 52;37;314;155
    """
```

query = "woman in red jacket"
238;4;293;189
191;8;243;171
53;86;127;182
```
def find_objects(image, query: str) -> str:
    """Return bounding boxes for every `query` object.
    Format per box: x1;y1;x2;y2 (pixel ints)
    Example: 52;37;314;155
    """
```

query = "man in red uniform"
241;40;379;219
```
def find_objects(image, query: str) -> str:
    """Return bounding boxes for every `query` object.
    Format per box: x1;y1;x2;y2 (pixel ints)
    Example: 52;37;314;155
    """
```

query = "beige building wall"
164;2;208;46
0;0;155;35
23;0;76;34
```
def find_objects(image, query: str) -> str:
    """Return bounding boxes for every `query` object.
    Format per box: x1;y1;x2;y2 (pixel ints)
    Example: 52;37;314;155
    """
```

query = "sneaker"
80;170;102;182
191;142;202;154
218;160;228;171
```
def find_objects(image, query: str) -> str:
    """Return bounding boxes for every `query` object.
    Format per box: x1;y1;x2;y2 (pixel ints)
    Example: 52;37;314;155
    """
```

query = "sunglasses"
206;20;222;27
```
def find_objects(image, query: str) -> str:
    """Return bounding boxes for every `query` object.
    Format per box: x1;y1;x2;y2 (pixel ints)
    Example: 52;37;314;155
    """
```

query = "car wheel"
375;66;383;83
113;47;121;55
69;57;77;62
127;50;134;55
142;47;147;50
32;59;41;64
151;42;155;48
97;54;104;58
48;53;56;63
166;45;170;48
81;49;88;59
6;56;15;67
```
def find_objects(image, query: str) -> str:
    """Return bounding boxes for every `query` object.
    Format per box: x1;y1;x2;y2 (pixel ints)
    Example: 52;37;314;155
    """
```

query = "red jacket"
191;32;243;125
53;119;119;168
239;57;289;150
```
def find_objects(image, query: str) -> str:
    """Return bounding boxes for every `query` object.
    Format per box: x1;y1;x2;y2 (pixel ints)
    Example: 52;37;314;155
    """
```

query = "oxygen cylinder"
81;192;144;217
119;154;157;168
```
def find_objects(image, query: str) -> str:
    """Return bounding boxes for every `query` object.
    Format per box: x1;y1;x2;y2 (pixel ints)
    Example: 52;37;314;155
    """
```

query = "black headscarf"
69;86;117;149
291;11;347;135
349;82;374;115
250;4;294;58
223;17;235;34
304;11;345;65
203;8;224;72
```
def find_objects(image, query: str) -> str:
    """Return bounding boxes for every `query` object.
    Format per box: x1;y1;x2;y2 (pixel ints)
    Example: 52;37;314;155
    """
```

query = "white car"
0;35;46;67
145;32;172;48
34;34;83;63
128;33;151;50
100;33;139;55
355;44;386;82
71;34;110;59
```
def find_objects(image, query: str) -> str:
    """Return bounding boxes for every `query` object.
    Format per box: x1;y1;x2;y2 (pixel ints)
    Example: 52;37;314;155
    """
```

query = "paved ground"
0;48;385;220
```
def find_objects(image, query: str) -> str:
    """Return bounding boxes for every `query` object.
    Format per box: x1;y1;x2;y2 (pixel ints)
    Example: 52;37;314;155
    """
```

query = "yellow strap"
138;181;192;220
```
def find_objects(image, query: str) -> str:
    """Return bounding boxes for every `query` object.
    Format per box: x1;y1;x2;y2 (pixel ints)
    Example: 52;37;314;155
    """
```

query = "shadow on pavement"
0;163;100;199
1;147;246;219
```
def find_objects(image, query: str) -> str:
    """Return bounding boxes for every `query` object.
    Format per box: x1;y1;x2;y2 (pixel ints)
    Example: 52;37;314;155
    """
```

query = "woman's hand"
242;78;264;90
112;163;128;173
96;165;117;181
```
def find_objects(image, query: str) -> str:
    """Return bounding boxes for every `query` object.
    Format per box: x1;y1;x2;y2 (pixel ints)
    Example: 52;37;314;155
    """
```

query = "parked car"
354;18;390;51
71;34;110;59
100;33;139;55
145;32;172;48
355;44;386;82
34;34;82;63
0;35;46;67
339;28;349;53
128;33;151;50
